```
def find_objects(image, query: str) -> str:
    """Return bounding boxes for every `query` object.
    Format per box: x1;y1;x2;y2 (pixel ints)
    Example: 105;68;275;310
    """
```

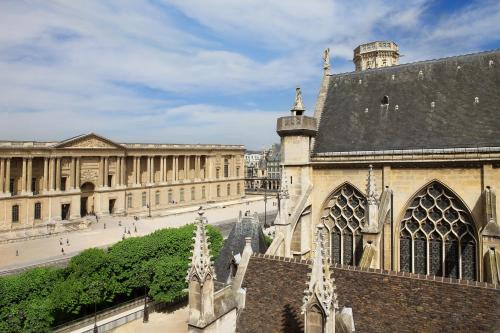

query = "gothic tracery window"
399;182;477;280
322;184;366;266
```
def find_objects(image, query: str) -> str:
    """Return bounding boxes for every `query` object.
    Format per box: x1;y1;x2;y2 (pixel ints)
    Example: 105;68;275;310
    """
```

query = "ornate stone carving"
66;137;116;149
80;169;98;184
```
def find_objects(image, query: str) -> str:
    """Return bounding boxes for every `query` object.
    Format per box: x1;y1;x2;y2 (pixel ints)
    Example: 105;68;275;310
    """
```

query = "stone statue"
323;47;330;71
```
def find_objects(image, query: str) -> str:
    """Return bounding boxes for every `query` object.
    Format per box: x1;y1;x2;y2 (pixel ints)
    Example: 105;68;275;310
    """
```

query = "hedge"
0;223;222;333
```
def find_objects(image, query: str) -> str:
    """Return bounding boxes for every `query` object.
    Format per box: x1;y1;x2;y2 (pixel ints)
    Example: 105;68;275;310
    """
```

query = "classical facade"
0;133;244;231
268;45;500;285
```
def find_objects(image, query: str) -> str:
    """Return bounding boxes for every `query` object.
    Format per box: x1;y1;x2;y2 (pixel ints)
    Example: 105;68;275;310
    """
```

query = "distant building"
0;133;245;233
353;41;399;71
244;145;281;192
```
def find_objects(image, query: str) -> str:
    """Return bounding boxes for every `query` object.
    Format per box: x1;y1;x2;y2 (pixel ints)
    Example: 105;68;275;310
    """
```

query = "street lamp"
263;150;270;228
89;281;103;333
140;265;153;323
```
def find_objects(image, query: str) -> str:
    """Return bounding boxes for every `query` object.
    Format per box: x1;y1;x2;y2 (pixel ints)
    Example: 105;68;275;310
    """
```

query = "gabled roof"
313;50;500;154
236;255;500;333
52;133;125;149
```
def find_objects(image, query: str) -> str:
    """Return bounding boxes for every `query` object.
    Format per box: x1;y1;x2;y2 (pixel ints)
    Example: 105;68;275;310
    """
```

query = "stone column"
75;158;80;189
43;157;49;192
69;157;75;190
104;157;109;187
27;158;33;193
21;157;27;193
160;156;164;183
173;156;178;181
98;157;104;188
48;158;55;191
137;156;141;185
121;156;126;186
5;158;11;195
185;155;190;180
0;158;4;194
55;158;61;191
147;156;151;184
115;157;121;187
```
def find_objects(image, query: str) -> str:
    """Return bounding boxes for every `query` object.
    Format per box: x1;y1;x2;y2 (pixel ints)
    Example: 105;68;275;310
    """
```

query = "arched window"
399;182;477;280
381;95;389;105
321;184;366;266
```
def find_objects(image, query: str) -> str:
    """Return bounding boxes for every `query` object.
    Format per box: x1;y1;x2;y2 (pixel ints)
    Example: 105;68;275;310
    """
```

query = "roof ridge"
252;254;500;290
329;48;500;77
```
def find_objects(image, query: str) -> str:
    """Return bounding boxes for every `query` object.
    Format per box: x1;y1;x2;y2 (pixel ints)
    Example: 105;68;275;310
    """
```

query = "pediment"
53;133;124;149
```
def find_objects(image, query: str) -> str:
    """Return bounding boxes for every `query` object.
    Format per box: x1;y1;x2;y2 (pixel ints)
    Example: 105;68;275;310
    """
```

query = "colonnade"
0;154;242;196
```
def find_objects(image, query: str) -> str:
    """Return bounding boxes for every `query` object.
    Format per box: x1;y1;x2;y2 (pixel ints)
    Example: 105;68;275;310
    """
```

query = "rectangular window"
236;167;240;177
61;177;67;191
191;187;195;201
34;203;41;220
180;188;185;202
227;184;231;196
168;190;173;203
202;186;206;199
32;178;37;194
142;192;147;207
10;178;15;195
155;191;160;206
216;168;220;179
12;205;19;222
237;183;241;195
108;175;113;187
224;158;229;178
127;194;133;208
217;185;220;197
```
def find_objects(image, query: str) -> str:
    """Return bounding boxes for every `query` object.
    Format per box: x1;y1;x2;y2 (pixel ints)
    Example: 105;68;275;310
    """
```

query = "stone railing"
276;116;317;136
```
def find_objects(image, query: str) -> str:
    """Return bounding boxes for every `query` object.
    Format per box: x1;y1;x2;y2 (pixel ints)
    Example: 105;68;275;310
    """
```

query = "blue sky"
0;0;499;149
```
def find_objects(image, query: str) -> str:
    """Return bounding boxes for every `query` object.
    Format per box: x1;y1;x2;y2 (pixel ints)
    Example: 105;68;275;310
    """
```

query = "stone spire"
302;224;338;333
187;209;216;284
187;208;216;327
291;87;305;115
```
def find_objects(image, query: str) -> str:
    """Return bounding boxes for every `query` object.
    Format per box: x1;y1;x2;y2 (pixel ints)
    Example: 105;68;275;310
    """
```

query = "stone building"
186;211;499;332
0;133;244;231
267;45;500;285
244;145;281;192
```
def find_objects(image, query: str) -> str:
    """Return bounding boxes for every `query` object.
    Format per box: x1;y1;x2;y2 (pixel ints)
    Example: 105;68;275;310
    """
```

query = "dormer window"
381;95;389;105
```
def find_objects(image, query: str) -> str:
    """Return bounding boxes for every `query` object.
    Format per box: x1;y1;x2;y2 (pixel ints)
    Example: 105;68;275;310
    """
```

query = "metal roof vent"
489;60;494;68
474;97;479;104
391;74;395;80
381;95;389;105
395;105;399;111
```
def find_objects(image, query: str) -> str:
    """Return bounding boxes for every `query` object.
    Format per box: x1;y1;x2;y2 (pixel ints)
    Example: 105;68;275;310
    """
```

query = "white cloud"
0;0;498;148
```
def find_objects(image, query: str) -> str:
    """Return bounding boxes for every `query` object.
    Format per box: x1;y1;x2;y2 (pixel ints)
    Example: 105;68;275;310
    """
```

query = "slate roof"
313;50;500;154
237;255;500;333
214;214;268;283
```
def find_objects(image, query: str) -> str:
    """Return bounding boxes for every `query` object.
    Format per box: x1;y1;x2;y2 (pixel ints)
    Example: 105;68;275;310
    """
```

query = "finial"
291;87;305;114
323;48;330;74
302;224;338;316
186;214;215;284
367;164;378;204
197;206;204;217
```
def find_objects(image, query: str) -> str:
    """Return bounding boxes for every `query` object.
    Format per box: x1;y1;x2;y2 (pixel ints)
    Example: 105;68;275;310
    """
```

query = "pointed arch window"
321;183;366;266
399;182;477;280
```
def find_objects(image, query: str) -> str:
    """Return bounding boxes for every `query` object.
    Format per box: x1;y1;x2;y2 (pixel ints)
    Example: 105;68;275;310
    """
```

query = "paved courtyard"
0;196;277;272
